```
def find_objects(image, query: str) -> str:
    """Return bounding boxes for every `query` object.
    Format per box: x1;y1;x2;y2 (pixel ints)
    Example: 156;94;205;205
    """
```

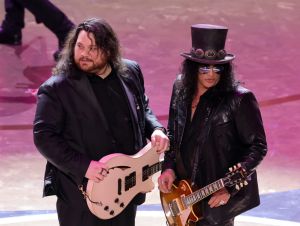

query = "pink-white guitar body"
86;142;161;219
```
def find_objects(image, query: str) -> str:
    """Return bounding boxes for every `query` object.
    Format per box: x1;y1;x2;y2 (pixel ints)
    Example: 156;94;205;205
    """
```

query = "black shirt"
180;94;210;178
87;70;135;155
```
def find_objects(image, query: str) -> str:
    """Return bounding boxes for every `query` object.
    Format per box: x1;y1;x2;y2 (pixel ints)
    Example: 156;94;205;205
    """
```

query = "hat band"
191;48;227;60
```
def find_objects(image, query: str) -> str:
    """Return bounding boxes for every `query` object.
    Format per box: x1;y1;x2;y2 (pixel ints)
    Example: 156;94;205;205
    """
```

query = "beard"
75;57;105;74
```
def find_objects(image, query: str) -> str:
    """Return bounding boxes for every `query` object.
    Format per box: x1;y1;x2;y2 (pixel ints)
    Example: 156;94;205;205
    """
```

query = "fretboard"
142;162;162;181
184;179;224;206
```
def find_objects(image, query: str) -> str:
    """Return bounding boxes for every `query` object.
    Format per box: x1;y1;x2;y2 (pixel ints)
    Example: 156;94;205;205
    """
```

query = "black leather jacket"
163;75;267;224
33;59;164;207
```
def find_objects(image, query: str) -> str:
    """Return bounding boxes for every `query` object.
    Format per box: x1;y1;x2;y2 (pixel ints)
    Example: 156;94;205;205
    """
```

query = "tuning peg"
233;165;237;170
237;163;241;168
235;185;240;190
240;182;244;188
244;181;248;186
229;167;233;172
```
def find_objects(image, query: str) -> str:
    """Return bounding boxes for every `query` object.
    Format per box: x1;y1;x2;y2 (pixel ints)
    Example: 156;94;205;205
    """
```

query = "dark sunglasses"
198;65;224;74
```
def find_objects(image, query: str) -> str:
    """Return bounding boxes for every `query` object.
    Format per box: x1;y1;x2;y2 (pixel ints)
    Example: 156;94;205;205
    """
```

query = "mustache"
79;57;93;62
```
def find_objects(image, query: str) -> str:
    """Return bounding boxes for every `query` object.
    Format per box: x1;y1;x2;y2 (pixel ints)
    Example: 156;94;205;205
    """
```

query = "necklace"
191;96;200;109
191;103;198;109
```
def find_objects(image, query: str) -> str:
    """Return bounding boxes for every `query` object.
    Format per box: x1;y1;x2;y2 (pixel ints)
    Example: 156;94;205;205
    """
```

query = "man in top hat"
158;24;267;226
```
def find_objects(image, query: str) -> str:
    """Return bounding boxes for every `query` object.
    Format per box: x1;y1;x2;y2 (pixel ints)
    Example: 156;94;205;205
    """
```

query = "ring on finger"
219;200;225;205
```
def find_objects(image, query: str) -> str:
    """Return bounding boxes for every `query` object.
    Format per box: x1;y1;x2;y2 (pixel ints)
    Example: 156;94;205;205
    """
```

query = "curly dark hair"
180;59;239;100
53;18;125;77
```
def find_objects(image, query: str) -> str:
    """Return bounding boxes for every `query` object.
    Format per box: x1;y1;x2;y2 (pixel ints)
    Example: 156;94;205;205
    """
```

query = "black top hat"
181;24;235;64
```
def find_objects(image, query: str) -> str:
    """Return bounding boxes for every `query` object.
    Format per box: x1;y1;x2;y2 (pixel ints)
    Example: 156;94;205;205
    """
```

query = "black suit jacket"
33;59;163;208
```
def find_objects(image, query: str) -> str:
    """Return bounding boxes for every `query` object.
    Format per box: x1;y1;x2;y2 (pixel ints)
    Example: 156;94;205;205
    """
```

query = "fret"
185;179;225;206
142;162;162;181
217;180;224;188
205;187;209;195
195;192;200;201
148;162;162;176
212;182;219;190
150;162;162;175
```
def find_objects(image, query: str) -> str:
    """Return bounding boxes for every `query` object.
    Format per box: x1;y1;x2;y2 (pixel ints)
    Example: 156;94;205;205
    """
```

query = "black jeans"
56;198;137;226
196;218;234;226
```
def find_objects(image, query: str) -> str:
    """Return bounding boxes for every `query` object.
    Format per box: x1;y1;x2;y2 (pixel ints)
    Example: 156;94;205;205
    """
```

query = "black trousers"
196;218;234;226
56;198;137;226
2;0;74;41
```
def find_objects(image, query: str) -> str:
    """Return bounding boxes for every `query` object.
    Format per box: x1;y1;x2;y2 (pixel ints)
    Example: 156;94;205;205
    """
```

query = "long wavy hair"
53;18;125;77
180;59;239;100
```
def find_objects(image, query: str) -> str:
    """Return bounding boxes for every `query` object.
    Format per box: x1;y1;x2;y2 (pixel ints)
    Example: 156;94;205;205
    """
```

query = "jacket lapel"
68;72;110;132
117;73;144;149
176;91;188;146
117;74;138;124
173;91;189;179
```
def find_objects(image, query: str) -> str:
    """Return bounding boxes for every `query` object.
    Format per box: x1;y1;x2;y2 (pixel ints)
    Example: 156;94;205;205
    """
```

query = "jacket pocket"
43;162;58;197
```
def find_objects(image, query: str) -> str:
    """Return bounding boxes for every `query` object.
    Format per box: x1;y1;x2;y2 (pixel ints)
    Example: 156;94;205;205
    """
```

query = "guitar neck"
184;179;225;207
124;161;162;191
142;161;162;181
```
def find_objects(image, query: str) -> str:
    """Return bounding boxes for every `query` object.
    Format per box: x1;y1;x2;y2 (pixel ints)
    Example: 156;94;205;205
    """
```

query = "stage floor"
0;1;300;225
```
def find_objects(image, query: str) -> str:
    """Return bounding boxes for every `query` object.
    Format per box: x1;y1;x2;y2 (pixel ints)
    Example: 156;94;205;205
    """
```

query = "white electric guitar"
83;142;161;219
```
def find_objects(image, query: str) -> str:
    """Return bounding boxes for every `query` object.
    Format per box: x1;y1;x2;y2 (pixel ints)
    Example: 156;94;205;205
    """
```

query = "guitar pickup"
169;200;180;216
125;172;136;191
118;179;122;195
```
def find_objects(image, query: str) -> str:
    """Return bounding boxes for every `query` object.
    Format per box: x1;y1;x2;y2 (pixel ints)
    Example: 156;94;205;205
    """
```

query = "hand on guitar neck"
159;169;231;208
208;187;230;208
159;163;248;226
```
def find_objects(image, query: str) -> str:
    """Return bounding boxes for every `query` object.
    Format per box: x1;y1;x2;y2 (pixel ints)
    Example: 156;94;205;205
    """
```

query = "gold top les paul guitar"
160;164;248;226
80;142;162;219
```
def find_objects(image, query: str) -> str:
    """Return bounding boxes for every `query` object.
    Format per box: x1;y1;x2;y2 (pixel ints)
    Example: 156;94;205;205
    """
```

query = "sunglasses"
198;65;224;74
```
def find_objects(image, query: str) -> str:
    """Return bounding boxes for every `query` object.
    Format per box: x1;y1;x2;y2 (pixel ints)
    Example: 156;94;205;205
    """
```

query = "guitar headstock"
223;163;248;190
